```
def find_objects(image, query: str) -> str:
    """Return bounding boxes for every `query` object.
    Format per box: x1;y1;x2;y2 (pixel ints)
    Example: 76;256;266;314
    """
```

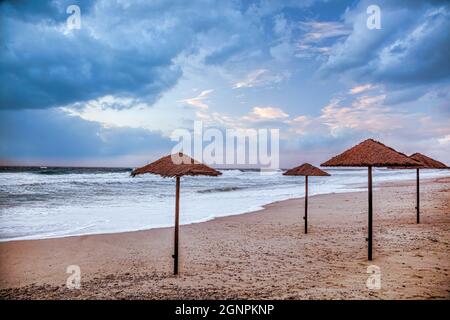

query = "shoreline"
0;176;449;299
1;176;447;244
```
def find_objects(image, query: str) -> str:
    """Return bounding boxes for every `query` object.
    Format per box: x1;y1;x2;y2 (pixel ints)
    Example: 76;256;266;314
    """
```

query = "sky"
0;0;449;168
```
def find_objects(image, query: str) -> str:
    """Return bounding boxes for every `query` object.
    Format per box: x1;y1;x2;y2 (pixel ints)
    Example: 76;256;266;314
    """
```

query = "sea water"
0;167;448;241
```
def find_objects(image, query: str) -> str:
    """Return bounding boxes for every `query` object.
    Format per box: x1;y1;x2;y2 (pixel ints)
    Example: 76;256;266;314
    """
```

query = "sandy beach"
0;177;449;300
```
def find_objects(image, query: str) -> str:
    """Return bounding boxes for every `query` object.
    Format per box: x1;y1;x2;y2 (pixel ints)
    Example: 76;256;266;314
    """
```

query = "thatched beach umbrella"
131;152;221;275
283;163;330;234
402;153;447;224
321;139;420;260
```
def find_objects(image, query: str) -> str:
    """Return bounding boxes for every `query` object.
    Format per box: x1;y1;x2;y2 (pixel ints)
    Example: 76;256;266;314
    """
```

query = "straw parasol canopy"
283;163;330;234
321;138;421;261
131;153;221;275
283;163;330;177
409;153;448;169
389;152;448;224
131;153;221;177
321;139;420;168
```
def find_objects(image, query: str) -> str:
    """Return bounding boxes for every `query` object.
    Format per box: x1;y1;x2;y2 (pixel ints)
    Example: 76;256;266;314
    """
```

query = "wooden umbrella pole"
304;176;308;234
368;166;373;261
416;168;420;224
173;176;180;275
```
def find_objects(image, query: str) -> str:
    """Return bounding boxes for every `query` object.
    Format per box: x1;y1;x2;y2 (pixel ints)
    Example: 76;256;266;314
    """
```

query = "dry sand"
0;177;449;299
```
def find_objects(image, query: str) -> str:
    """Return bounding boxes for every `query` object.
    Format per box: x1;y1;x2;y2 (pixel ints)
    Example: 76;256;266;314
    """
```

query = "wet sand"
0;177;449;299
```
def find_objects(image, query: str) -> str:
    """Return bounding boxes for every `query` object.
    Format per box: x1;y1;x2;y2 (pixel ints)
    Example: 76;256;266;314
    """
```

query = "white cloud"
191;105;290;130
233;69;265;88
243;106;289;122
319;94;395;134
232;69;289;89
286;115;315;135
299;21;352;43
61;95;188;136
287;87;450;152
178;90;214;110
438;135;450;145
295;21;351;59
349;84;375;95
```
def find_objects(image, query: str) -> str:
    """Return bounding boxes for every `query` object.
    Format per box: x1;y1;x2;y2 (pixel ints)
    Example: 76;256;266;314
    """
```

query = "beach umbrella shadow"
131;152;221;275
283;163;330;234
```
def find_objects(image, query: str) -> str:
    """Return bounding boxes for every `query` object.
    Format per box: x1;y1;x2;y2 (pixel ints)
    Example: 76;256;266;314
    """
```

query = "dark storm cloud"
320;0;450;87
0;0;188;110
0;0;327;111
0;0;256;110
0;109;172;159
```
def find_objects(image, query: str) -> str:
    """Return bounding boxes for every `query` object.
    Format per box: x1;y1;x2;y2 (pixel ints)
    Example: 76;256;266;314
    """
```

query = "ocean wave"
197;186;245;193
33;168;132;175
218;169;244;176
